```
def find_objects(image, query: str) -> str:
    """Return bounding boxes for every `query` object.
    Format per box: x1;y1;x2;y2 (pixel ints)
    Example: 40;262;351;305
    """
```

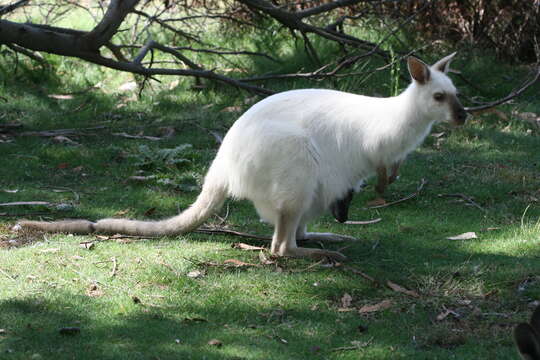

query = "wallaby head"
407;52;467;126
515;305;540;360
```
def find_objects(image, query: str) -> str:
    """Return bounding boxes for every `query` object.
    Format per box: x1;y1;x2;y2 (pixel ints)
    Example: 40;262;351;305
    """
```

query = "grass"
1;16;540;359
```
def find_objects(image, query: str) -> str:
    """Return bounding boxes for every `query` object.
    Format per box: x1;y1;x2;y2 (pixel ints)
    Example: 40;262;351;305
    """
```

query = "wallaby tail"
15;178;228;237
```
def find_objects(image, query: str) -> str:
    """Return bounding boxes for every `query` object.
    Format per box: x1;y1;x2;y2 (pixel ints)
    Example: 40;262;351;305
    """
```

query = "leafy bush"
381;0;539;62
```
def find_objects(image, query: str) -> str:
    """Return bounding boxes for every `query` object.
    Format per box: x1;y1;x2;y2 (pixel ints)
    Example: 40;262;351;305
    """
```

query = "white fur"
209;65;457;225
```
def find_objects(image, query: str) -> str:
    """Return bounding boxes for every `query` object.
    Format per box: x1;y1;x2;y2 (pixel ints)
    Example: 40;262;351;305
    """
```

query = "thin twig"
0;268;17;282
365;178;427;210
195;227;271;241
343;218;381;225
342;266;379;286
330;337;374;352
438;193;487;213
110;257;118;277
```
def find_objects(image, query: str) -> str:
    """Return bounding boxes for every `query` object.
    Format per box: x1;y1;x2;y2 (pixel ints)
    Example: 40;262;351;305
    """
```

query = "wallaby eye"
433;92;445;101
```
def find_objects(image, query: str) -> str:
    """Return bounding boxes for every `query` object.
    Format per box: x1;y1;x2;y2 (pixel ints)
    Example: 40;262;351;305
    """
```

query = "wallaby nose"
453;106;467;125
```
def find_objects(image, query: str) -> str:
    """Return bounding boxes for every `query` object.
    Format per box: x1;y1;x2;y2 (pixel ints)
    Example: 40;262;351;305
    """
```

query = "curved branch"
82;0;140;50
464;66;540;113
0;0;28;16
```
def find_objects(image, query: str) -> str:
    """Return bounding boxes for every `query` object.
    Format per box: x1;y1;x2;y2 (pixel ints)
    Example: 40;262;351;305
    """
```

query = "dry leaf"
446;232;478;240
186;270;203;279
340;293;353;308
232;242;265;251
221;106;242;113
386;280;420;298
86;283;104;297
114;209;130;217
169;79;180;90
79;241;95;250
53;135;80;146
436;308;461;321
223;259;258;267
358;299;393;314
366;198;386;207
207;339;222;347
258;251;276;265
118;81;137;92
48;94;74;100
183;317;207;322
128;175;157;182
40;248;60;253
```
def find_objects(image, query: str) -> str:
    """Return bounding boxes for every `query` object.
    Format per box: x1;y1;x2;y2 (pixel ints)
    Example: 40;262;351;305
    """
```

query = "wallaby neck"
394;83;434;127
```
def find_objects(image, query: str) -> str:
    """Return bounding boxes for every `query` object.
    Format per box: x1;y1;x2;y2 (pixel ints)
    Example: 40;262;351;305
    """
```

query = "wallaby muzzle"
451;96;467;125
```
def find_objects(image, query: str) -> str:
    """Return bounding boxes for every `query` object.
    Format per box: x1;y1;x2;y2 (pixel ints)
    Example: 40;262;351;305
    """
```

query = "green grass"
1;17;540;359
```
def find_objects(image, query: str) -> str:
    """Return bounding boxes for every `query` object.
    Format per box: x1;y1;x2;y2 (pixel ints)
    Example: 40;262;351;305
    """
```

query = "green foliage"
0;14;539;360
131;144;195;171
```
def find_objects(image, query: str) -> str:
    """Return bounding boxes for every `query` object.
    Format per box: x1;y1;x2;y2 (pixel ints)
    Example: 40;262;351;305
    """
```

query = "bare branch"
0;16;272;95
5;43;47;66
131;9;201;44
296;0;365;19
0;0;29;16
465;66;540;113
82;0;140;50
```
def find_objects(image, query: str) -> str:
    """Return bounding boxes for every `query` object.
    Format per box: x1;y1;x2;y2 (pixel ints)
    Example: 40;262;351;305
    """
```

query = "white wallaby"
16;53;467;260
514;305;540;360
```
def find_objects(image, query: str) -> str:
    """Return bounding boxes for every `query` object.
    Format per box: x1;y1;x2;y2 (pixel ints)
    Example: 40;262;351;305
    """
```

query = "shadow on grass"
0;290;364;360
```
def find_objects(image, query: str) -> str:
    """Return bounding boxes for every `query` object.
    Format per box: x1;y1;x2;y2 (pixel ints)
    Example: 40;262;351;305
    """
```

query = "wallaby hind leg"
271;214;347;261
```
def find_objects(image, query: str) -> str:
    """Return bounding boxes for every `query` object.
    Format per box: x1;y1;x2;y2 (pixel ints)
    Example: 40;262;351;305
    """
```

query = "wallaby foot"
271;212;348;261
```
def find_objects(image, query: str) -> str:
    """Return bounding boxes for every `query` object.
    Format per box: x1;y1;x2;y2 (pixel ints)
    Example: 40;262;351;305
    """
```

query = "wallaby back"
515;305;540;360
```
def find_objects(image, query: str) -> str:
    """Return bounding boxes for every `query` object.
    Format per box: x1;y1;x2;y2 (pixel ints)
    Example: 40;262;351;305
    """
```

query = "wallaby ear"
407;56;430;84
432;52;457;74
514;323;540;359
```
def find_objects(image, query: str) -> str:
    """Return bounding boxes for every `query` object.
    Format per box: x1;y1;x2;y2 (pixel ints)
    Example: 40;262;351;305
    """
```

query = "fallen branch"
0;201;51;207
465;66;540;113
343;218;382;225
0;267;16;281
330;337;373;352
195;227;271;241
0;212;50;217
438;193;487;213
112;132;162;141
342;266;379;286
18;125;107;137
0;123;23;132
